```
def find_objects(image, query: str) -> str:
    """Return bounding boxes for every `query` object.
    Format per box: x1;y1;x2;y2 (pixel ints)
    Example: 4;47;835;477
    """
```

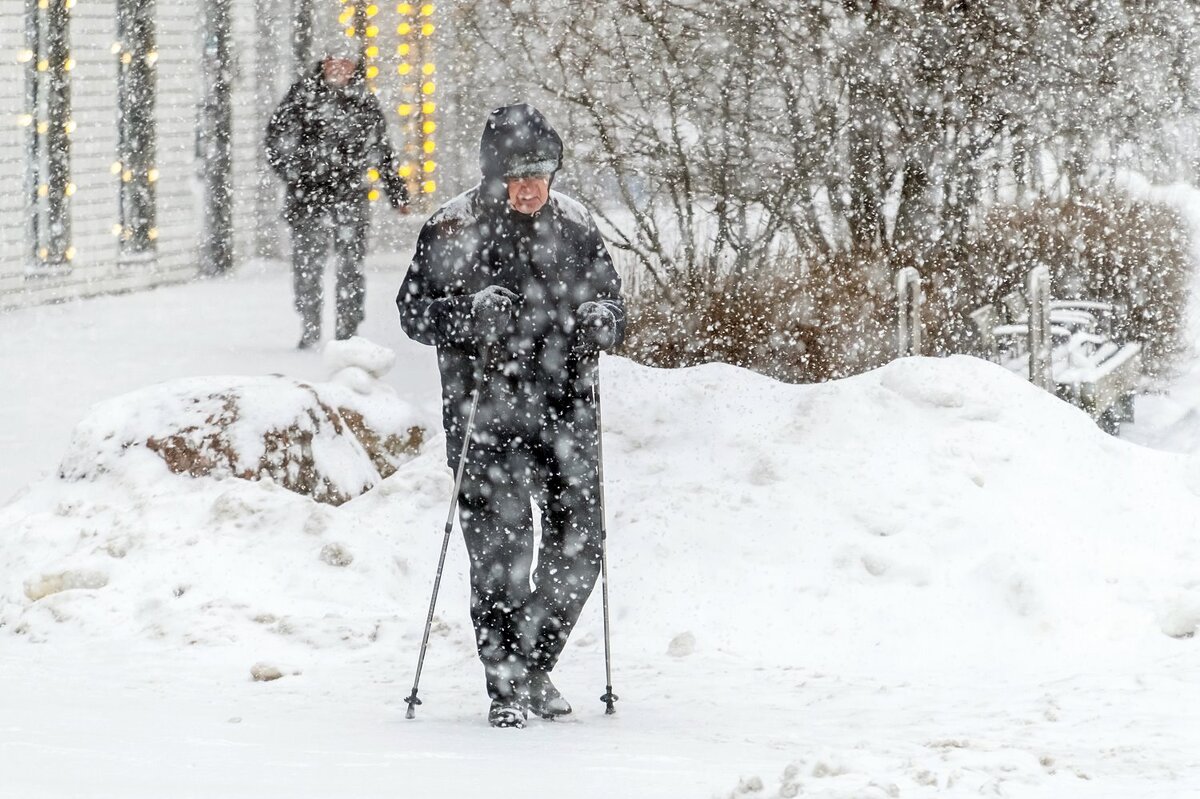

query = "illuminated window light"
421;180;436;193
422;120;435;134
421;81;435;95
421;63;434;75
422;101;435;114
397;63;411;75
420;3;435;15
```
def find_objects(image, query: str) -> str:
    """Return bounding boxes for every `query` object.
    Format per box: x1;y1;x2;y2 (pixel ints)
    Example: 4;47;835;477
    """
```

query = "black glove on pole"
593;359;619;715
406;346;491;720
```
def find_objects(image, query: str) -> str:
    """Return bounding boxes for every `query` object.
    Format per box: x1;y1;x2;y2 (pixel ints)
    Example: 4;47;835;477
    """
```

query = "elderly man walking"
266;44;409;348
397;104;625;728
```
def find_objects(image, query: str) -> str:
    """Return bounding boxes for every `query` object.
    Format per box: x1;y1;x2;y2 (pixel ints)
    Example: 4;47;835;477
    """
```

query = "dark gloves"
576;301;619;351
471;285;518;341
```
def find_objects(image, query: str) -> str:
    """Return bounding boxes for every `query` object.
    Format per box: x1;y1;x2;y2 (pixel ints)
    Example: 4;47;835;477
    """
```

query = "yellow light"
421;81;435;95
421;63;434;75
36;121;48;134
368;188;380;202
421;23;434;36
422;140;435;154
422;180;436;193
398;164;414;178
366;167;380;182
345;26;356;37
64;246;76;261
37;184;48;197
64;57;75;71
120;52;132;65
17;49;34;63
422;160;436;173
422;101;435;114
366;45;379;58
17;113;33;127
111;223;122;236
397;22;412;35
398;3;413;13
38;0;47;9
65;182;76;196
397;43;410;56
38;247;48;259
397;103;413;115
338;8;353;23
122;169;132;182
65;0;75;8
422;120;436;134
148;228;158;241
366;65;379;79
397;63;411;75
366;4;379;16
110;161;122;174
110;42;122;54
63;119;76;134
366;25;379;37
146;51;158;65
420;3;435;15
148;168;159;183
37;59;48;72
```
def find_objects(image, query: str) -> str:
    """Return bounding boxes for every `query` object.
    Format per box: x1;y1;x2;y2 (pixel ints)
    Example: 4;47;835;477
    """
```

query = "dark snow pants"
457;419;604;700
290;198;368;339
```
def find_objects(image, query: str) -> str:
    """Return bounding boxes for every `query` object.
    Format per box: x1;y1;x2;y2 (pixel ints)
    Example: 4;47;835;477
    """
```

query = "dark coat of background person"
264;62;409;344
396;104;626;704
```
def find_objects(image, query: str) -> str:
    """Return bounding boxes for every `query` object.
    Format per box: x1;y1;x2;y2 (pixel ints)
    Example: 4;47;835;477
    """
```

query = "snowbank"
2;355;1198;680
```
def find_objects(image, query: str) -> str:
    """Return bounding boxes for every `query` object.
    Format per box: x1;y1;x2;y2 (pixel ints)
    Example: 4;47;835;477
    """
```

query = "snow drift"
1;354;1198;681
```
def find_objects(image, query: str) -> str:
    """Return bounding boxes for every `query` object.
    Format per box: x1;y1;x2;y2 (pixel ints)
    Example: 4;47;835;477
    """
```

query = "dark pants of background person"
290;197;368;340
457;418;604;701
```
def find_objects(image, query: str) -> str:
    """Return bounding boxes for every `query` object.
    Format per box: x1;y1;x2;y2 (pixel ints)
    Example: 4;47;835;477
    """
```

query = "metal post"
1027;264;1053;391
117;0;157;261
895;266;923;357
199;0;234;276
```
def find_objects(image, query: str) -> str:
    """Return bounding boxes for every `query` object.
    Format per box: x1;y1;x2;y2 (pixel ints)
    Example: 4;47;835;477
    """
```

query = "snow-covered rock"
58;371;427;506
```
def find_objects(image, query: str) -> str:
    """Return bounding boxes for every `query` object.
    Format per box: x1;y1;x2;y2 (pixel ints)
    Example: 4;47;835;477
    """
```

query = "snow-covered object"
322;335;398;381
58;373;426;506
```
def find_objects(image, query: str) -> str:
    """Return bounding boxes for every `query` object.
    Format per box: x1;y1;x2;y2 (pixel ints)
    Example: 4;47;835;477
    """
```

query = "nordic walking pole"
593;359;618;715
405;348;489;720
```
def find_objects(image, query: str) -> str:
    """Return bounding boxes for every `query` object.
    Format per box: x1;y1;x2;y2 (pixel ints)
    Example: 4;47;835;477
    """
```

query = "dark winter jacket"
397;105;626;467
265;63;408;222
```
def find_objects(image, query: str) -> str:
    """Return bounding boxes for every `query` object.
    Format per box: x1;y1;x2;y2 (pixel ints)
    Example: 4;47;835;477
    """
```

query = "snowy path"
3;264;1200;797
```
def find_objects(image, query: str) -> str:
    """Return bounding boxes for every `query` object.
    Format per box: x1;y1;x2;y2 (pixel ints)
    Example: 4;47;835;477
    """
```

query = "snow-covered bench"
967;267;1142;433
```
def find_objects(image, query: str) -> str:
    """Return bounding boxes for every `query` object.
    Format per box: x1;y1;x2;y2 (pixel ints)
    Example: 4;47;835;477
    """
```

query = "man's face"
323;57;357;87
506;175;551;216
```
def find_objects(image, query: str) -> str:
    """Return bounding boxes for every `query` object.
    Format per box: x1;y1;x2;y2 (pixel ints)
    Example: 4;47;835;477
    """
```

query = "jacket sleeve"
397;220;475;347
264;82;307;180
365;98;410;209
582;218;627;350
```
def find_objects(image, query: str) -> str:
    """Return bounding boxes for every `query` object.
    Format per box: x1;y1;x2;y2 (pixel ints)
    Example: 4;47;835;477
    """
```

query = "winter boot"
527;670;572;719
297;316;321;350
488;698;527;728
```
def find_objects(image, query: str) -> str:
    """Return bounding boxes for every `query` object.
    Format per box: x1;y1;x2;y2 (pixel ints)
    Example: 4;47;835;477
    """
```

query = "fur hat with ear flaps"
478;104;564;202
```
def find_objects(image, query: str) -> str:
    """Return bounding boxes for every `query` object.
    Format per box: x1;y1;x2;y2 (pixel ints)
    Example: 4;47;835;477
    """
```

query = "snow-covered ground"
2;263;1200;797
